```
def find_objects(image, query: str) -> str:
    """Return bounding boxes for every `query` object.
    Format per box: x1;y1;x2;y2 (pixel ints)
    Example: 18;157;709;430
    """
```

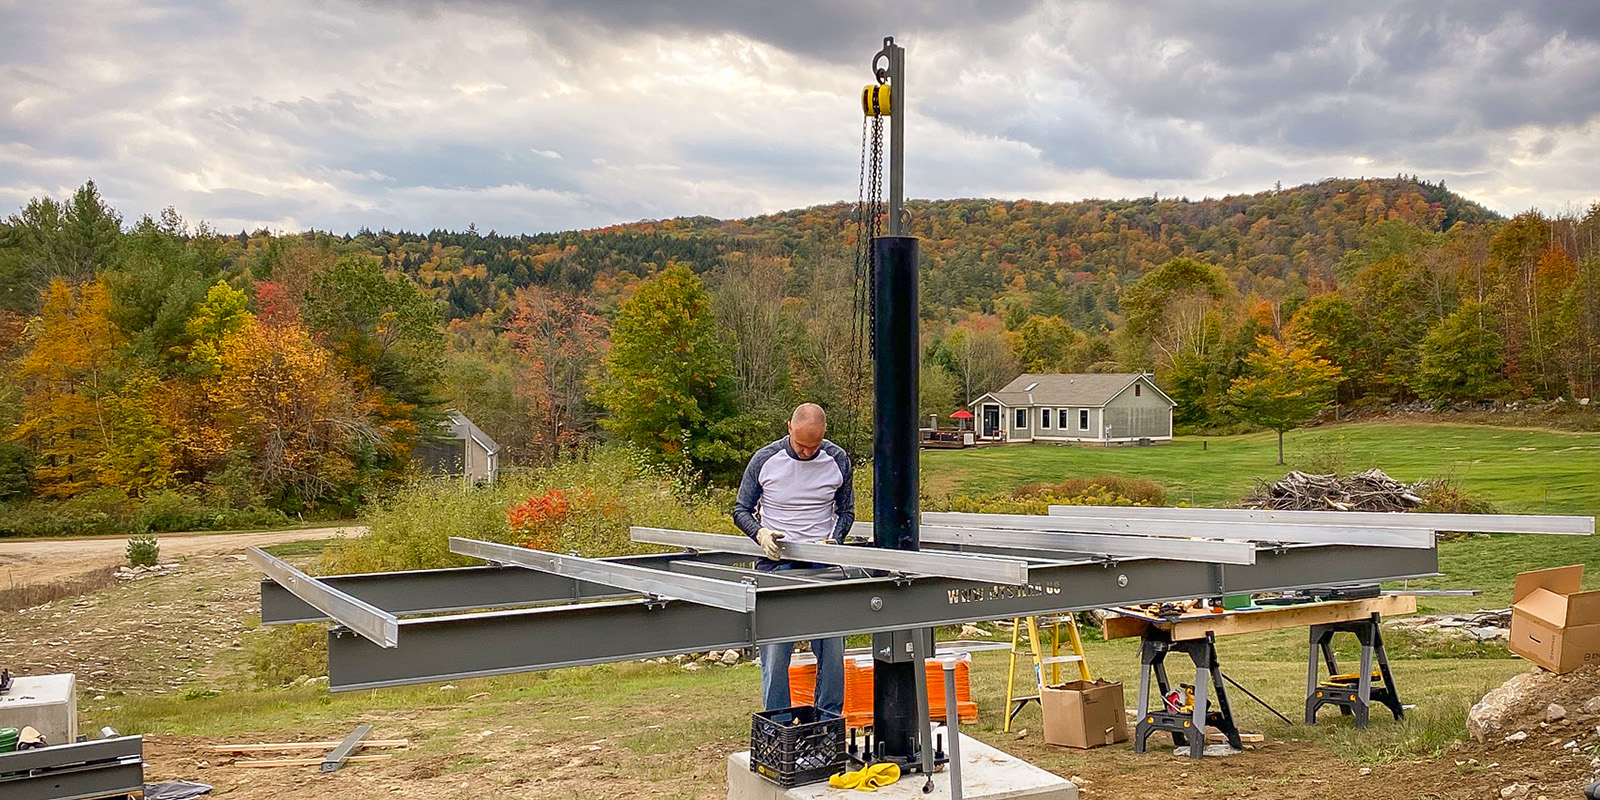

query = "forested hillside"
1;177;1596;524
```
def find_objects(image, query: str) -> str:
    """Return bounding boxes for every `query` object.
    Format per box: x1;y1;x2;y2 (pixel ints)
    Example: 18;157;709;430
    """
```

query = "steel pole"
887;39;905;236
943;658;964;800
871;233;921;764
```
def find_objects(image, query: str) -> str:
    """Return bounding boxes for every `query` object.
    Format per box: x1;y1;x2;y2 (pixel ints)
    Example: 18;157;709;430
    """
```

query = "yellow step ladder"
1004;614;1093;732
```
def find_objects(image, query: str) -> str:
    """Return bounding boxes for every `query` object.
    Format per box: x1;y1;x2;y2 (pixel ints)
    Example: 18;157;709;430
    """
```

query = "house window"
1079;409;1090;430
1135;383;1142;397
1015;408;1027;429
1040;408;1051;429
1057;409;1069;429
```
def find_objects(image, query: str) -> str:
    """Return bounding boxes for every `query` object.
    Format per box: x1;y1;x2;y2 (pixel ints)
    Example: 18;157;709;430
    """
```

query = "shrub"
929;475;1168;515
0;489;289;538
126;534;159;567
246;622;328;686
319;444;732;575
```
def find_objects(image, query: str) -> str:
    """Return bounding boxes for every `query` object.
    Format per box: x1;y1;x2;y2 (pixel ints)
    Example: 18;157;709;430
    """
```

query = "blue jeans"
758;561;844;716
762;636;844;716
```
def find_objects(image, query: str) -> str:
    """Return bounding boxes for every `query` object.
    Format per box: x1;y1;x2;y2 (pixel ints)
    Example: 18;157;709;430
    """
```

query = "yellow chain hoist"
861;84;892;118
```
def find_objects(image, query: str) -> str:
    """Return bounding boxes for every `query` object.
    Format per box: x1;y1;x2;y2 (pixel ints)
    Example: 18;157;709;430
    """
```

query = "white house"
969;373;1175;444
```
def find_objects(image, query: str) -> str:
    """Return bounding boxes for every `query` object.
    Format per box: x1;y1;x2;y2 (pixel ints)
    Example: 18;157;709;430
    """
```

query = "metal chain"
847;115;885;458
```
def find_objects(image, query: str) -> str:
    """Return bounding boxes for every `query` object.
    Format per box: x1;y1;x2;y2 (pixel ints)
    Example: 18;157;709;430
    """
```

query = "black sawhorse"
1133;629;1243;759
1305;611;1403;728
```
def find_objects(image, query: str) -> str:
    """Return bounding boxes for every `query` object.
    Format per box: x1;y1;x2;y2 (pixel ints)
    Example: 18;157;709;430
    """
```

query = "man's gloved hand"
755;527;786;560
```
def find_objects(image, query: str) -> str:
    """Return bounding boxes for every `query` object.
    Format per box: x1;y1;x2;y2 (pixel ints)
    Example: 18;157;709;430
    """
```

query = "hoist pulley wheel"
862;84;892;118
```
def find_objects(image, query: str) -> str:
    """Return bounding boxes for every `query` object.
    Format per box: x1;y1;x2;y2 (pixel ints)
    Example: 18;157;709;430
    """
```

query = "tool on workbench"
1003;614;1092;733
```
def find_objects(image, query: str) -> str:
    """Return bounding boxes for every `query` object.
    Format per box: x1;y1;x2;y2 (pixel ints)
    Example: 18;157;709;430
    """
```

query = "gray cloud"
2;0;1599;234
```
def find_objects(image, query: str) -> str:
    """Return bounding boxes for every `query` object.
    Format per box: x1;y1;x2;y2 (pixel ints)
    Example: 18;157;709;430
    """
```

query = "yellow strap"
829;762;901;791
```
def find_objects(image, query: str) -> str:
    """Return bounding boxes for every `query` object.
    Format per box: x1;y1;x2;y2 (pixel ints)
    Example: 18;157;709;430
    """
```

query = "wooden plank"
211;739;409;752
236;754;393;768
1103;596;1417;641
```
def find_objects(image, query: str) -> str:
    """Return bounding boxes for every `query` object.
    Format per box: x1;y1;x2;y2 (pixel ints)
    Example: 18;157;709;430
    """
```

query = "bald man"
732;403;854;715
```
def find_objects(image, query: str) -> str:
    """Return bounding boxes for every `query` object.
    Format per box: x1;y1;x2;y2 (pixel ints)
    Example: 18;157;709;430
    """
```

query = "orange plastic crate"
788;654;978;729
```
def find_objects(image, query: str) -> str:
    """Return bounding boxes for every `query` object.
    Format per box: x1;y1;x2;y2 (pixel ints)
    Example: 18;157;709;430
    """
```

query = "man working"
732;403;855;716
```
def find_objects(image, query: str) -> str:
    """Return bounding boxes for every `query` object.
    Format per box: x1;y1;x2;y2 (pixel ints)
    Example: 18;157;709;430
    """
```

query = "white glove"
756;527;786;560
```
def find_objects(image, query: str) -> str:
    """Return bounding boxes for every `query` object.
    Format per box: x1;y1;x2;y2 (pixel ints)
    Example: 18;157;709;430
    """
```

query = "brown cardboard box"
1509;564;1600;674
1041;679;1128;749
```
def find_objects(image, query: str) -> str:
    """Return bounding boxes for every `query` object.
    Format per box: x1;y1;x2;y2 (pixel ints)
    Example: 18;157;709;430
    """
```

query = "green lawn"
922;420;1600;517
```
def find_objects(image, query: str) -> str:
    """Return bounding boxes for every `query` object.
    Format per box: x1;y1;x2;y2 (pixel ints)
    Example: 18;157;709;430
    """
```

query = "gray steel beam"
666;560;832;587
450;537;757;613
0;736;143;800
925;511;1433;548
258;551;747;625
631;527;1030;585
325;544;1437;691
896;524;1255;565
321;723;372;772
1046;504;1594;535
248;547;400;648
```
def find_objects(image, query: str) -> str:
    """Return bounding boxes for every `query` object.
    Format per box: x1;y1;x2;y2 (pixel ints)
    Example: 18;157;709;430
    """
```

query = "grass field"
922;420;1600;516
49;420;1600;797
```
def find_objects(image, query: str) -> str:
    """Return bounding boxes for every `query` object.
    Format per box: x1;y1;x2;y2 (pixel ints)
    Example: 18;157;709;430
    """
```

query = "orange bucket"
788;653;978;729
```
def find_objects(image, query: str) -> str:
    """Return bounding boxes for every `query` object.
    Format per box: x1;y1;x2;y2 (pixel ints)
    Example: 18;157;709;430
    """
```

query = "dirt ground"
2;552;1598;798
0;526;362;588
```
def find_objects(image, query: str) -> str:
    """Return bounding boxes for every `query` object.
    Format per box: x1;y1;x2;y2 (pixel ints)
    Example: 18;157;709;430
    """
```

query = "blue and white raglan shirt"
732;436;854;564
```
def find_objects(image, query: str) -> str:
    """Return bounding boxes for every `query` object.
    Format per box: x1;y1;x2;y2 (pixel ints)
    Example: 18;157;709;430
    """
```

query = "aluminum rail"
924;511;1433;548
324;543;1439;691
1046;504;1595;535
918;525;1256;565
247;546;400;648
450;537;757;613
630;527;1030;585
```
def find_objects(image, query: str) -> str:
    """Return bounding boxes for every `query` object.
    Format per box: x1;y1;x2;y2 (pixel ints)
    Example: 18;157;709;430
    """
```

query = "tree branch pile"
1243;468;1424;512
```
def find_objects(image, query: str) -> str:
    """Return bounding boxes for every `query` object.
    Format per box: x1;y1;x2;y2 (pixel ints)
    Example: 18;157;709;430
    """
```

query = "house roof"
969;373;1175;409
445;410;501;456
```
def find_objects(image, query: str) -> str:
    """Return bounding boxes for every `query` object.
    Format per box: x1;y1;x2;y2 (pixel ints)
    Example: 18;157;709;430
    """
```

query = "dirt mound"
1468;665;1600;743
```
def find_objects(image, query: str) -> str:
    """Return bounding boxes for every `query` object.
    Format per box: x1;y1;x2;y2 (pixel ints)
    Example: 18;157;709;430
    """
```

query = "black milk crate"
749;705;845;787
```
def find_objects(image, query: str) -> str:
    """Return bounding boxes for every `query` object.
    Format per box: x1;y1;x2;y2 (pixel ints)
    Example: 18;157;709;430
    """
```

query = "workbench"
1104;595;1417;758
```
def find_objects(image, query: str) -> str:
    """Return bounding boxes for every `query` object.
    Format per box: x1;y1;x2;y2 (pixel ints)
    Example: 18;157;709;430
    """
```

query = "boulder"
1468;670;1560;742
1545;703;1566;723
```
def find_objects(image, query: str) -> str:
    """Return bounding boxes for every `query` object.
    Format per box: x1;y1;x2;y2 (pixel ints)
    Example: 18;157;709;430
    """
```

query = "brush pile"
1243;468;1424;512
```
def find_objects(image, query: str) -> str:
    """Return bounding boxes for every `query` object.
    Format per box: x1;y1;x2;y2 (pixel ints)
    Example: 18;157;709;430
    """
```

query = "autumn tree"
12;281;128;496
507;285;607;463
712;252;792;419
210;322;376;506
1225;335;1342;465
597;265;749;477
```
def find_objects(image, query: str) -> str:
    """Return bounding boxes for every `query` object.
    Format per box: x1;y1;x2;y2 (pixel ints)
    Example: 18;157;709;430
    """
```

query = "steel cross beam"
321;543;1439;691
247;546;400;648
1046;504;1595;535
259;551;759;626
449;537;757;613
924;511;1434;548
630;527;1030;585
920;525;1257;565
850;521;1256;564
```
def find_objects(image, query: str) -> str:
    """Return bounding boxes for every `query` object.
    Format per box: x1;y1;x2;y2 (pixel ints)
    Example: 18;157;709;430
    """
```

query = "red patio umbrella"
949;408;973;430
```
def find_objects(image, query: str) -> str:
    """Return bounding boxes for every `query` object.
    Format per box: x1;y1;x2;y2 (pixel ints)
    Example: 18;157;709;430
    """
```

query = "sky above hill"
4;1;1600;234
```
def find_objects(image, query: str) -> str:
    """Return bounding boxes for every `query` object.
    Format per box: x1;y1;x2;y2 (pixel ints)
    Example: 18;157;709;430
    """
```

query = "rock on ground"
1470;670;1562;742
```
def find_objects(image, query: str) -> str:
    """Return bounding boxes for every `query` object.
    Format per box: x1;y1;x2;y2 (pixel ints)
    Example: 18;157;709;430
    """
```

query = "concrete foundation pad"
728;732;1076;800
0;673;77;747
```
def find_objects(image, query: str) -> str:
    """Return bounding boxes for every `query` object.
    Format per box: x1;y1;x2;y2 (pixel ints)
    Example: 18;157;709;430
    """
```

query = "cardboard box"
1509;565;1600;674
1041;679;1128;749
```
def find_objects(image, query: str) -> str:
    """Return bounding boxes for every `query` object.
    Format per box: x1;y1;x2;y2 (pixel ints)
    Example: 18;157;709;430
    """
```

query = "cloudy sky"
4;1;1600;234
